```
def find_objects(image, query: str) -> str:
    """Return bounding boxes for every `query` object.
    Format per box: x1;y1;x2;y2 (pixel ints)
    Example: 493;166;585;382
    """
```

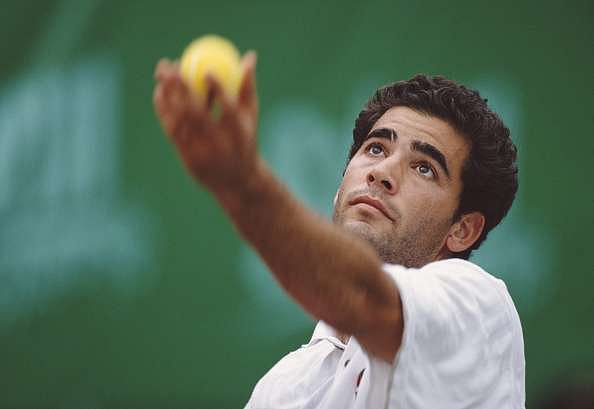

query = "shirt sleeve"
383;259;525;409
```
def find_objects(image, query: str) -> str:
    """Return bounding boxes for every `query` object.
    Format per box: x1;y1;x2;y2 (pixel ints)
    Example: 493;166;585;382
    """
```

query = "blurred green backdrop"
1;0;593;407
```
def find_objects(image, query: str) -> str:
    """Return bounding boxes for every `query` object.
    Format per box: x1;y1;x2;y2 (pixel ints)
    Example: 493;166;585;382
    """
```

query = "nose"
366;162;398;194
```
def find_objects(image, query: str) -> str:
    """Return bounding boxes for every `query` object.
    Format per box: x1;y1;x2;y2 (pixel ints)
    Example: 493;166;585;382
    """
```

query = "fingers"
205;73;235;119
153;53;257;151
154;59;169;81
239;51;258;111
154;66;211;144
154;58;186;120
154;58;179;81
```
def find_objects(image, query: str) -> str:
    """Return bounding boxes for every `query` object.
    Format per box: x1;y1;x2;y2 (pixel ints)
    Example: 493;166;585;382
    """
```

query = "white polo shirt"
244;259;526;409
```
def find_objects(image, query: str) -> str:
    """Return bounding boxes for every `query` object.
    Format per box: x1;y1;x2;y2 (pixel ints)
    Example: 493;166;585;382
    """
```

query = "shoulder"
384;257;499;281
382;258;521;342
381;259;526;406
383;258;508;303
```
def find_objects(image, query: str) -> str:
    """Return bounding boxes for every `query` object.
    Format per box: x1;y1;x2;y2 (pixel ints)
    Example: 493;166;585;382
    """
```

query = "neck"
337;332;350;345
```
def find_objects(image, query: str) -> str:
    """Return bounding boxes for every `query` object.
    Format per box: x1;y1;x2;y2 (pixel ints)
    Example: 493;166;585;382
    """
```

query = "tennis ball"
180;35;242;101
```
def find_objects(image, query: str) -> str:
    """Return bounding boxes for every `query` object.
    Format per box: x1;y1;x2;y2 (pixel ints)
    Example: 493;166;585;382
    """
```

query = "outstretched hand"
153;51;260;197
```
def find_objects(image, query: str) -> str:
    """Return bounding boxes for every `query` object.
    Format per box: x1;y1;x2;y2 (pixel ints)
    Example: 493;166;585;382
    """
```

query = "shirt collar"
307;321;347;350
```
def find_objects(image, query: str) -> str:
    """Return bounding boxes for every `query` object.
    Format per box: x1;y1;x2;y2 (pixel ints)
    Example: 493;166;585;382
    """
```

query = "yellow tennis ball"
180;35;242;101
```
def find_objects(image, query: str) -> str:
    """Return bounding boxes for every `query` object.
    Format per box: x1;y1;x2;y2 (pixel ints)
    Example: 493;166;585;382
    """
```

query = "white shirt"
244;259;526;409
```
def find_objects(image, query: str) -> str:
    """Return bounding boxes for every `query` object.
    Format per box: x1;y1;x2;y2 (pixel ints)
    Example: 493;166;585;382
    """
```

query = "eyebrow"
365;127;451;179
411;140;451;179
366;127;396;142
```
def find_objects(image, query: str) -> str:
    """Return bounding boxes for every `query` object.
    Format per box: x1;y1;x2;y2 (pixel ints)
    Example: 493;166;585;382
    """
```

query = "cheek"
403;183;454;220
338;166;363;195
334;173;362;216
343;159;370;185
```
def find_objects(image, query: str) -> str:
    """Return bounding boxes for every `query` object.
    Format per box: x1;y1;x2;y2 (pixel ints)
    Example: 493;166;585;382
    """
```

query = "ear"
445;212;486;254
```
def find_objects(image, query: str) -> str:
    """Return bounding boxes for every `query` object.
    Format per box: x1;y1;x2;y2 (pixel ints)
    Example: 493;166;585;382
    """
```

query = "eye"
414;162;436;179
366;142;385;156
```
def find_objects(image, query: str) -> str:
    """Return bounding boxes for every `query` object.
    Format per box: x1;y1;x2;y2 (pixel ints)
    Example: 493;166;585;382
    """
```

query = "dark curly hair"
347;74;518;260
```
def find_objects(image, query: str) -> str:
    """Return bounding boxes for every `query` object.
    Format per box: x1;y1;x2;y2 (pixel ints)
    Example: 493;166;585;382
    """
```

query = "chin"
341;219;379;241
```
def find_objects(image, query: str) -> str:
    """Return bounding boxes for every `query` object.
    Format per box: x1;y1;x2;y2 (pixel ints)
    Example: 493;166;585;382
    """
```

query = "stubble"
332;188;450;268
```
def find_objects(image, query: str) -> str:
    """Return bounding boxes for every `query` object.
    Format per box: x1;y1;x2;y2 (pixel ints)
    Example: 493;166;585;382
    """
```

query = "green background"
1;0;593;407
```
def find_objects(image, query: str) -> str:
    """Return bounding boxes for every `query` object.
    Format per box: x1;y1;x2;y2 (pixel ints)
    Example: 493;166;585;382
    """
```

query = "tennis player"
154;52;525;409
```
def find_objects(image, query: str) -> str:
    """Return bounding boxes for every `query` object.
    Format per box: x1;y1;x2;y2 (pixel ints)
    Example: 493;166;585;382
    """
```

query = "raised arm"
153;54;403;361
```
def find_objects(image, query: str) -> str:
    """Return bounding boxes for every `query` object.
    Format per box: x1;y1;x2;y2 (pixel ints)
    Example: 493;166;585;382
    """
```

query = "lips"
349;196;394;221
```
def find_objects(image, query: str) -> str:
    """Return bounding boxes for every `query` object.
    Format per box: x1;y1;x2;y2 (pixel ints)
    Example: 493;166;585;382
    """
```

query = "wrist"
213;155;269;215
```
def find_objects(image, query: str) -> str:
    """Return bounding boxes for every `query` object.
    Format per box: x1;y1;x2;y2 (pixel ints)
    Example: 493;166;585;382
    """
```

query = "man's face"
333;106;469;268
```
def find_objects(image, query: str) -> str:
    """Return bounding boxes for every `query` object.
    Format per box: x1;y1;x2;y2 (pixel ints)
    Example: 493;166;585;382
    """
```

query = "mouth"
349;195;394;221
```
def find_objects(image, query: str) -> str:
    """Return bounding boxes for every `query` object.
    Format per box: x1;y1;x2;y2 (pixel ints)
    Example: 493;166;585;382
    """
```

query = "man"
153;51;525;408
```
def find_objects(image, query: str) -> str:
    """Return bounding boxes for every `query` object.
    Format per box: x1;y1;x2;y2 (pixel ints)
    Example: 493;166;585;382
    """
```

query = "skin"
153;54;485;362
334;106;473;268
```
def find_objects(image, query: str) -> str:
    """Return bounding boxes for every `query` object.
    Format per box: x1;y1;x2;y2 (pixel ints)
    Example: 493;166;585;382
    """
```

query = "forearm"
154;56;402;359
215;157;396;335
